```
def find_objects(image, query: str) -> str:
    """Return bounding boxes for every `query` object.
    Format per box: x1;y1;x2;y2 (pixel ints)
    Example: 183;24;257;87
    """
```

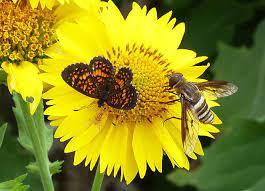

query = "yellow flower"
11;0;99;10
0;0;98;114
41;1;222;183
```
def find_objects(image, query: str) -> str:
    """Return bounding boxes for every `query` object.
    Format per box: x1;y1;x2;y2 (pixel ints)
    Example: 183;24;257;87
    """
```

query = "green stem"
13;94;54;191
91;164;104;191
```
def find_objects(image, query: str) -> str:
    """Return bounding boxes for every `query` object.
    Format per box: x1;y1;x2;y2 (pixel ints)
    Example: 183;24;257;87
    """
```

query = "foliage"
213;19;265;123
168;120;265;191
0;174;29;191
167;9;265;191
0;123;7;148
181;0;256;56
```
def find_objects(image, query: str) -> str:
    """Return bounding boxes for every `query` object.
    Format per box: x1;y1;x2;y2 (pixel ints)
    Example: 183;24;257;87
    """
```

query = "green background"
0;0;265;190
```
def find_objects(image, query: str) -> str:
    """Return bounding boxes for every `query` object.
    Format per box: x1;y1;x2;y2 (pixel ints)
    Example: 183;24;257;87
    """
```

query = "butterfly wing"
180;94;200;158
115;67;133;87
195;81;238;98
89;56;115;79
61;56;115;99
106;68;137;110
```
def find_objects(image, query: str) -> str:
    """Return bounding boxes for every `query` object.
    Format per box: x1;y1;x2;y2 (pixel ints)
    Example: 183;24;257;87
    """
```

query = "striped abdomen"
191;96;214;124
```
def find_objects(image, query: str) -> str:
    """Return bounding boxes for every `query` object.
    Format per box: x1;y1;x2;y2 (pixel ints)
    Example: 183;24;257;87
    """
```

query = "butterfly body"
96;79;112;107
62;56;137;110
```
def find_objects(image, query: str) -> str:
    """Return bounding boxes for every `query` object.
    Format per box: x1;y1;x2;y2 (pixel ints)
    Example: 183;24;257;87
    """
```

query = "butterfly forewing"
61;57;115;99
61;63;100;98
196;81;238;98
89;56;115;78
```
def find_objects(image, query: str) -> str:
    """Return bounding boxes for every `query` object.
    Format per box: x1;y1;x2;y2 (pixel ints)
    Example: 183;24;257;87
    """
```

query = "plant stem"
13;94;54;191
91;164;104;191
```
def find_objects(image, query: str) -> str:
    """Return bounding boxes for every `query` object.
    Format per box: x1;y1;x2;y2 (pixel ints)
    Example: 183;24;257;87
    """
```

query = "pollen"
0;0;56;64
103;44;175;124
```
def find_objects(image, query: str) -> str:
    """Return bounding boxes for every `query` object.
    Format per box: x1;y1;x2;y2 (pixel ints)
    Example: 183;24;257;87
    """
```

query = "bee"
168;73;238;157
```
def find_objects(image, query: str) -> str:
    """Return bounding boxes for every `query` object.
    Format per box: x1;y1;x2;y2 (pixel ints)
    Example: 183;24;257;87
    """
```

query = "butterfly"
61;56;138;110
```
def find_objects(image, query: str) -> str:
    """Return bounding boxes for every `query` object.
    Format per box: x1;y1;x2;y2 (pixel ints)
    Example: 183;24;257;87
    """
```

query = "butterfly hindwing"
115;67;133;87
106;67;137;110
107;83;137;110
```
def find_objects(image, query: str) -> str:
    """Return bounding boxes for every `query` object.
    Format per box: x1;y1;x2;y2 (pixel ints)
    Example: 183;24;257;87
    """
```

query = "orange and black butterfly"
61;56;137;110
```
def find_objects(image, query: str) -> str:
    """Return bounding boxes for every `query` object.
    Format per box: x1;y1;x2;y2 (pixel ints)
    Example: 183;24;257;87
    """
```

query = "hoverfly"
168;73;238;157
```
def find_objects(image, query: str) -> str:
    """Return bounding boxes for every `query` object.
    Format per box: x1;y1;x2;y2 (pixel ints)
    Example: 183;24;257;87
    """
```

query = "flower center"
0;0;56;64
99;44;175;124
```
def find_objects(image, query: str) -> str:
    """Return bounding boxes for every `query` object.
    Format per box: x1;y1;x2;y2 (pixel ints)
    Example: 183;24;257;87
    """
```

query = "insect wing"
195;81;238;98
61;63;99;98
107;84;137;110
180;95;200;158
115;68;133;87
61;57;115;99
89;56;115;79
106;67;137;110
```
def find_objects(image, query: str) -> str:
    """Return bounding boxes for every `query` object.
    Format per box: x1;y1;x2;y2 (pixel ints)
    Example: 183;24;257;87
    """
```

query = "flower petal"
2;61;43;114
132;123;163;178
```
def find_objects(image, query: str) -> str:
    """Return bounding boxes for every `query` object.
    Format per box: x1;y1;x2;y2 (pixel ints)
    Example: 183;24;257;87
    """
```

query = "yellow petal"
153;119;190;170
2;61;43;114
132;123;163;178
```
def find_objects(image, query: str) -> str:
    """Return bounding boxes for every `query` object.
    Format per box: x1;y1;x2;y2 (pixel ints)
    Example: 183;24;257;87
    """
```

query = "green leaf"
167;119;265;191
27;161;63;176
49;161;64;175
0;130;42;191
212;19;265;123
182;0;255;56
0;174;29;191
0;68;7;85
0;123;7;148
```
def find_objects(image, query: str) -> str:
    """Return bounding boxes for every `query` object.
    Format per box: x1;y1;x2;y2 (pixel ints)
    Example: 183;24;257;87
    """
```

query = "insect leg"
163;116;181;126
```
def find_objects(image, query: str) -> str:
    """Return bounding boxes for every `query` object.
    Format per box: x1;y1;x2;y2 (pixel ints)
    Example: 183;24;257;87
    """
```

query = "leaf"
182;0;255;56
164;0;193;10
0;174;29;191
212;19;265;123
167;119;265;191
0;131;42;191
0;123;7;148
27;160;64;176
0;68;7;85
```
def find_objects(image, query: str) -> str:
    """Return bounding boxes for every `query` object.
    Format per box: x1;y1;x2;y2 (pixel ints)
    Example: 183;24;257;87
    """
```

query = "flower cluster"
0;0;56;64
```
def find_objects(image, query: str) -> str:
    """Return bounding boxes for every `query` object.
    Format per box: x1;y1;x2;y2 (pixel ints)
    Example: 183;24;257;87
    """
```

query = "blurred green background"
0;0;265;190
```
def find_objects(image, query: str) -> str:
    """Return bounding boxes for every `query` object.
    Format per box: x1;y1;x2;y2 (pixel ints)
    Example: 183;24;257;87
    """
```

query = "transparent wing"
180;95;200;158
195;81;238;98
